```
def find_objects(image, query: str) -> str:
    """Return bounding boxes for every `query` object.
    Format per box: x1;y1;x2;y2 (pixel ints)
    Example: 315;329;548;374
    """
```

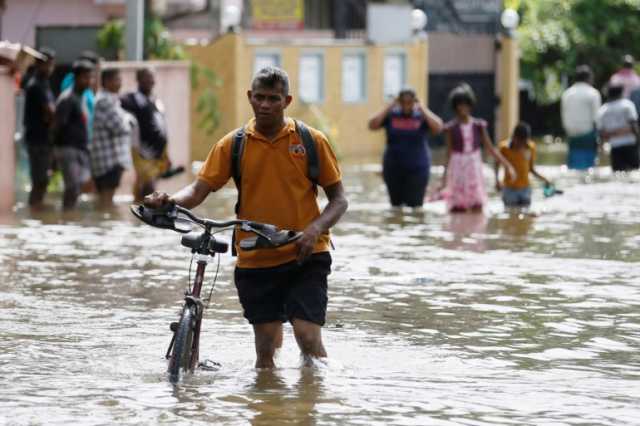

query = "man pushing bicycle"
144;67;348;368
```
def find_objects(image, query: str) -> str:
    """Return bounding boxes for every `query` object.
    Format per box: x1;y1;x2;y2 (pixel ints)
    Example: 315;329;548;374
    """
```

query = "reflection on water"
2;162;640;425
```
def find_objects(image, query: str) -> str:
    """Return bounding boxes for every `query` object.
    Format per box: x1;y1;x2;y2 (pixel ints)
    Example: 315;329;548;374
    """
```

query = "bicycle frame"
130;204;300;379
165;234;214;373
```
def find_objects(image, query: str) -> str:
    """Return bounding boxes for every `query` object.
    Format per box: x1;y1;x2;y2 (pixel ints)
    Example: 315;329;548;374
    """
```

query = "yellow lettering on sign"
252;0;304;26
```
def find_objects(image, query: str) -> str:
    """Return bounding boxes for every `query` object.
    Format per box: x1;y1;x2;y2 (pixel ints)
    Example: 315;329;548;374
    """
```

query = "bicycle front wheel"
168;305;195;381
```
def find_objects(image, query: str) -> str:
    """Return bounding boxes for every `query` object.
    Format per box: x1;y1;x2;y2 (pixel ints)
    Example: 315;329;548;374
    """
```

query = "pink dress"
445;121;487;211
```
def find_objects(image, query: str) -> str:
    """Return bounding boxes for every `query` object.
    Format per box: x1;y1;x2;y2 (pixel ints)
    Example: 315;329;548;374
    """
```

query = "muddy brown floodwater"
1;158;640;425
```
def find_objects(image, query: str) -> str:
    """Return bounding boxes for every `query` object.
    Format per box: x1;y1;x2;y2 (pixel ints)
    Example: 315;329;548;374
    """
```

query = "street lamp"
411;8;428;34
223;4;242;33
500;8;520;34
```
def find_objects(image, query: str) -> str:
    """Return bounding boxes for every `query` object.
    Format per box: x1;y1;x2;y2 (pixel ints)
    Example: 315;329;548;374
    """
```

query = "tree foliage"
97;18;221;136
519;0;640;103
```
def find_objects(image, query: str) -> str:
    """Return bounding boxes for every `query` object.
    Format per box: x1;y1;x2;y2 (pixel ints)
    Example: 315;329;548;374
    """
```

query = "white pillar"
126;0;144;61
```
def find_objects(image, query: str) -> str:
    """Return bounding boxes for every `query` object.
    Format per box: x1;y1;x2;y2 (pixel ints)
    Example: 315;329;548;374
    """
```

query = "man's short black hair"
449;83;476;110
101;68;120;86
79;50;99;65
72;59;95;76
38;47;56;62
607;84;624;99
251;66;289;95
513;121;531;140
136;67;154;81
398;86;417;99
575;65;592;83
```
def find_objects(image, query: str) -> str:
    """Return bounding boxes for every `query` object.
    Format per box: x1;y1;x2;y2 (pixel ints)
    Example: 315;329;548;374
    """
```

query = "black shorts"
94;166;124;192
26;144;52;187
234;252;331;326
610;144;640;171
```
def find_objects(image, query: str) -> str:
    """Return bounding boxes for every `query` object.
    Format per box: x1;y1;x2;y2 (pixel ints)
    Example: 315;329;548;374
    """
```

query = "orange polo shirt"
499;139;536;189
197;117;342;268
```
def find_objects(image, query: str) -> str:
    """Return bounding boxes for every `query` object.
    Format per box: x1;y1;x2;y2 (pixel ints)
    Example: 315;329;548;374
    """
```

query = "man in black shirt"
121;67;170;201
23;47;55;208
52;60;94;209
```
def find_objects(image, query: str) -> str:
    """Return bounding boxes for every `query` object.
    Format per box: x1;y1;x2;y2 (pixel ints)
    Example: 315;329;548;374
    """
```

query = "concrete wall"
0;67;16;213
101;60;192;193
187;33;429;160
428;33;495;73
1;0;120;46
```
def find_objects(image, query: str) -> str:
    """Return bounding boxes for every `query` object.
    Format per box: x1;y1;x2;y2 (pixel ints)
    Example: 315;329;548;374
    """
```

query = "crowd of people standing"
21;48;179;211
561;55;640;172
370;54;640;212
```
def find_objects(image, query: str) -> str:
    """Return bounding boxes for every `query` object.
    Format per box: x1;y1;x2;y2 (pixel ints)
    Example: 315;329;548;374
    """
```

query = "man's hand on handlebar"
295;223;322;264
144;191;174;209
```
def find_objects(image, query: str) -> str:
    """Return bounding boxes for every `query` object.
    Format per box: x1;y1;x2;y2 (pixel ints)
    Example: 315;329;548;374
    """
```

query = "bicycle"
130;204;301;382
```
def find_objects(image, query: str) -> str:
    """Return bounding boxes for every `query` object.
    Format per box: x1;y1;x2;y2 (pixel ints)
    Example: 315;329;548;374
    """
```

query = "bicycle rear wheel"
168;305;195;381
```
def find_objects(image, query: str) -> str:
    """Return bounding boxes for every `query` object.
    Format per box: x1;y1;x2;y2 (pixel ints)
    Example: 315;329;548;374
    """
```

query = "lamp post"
126;0;144;61
411;8;428;37
498;8;520;142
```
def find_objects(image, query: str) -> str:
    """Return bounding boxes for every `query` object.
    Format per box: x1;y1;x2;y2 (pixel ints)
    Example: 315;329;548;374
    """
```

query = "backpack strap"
231;126;246;214
294;119;320;187
230;127;246;257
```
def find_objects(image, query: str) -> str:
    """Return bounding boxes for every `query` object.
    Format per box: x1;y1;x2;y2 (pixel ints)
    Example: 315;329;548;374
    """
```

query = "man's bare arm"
143;179;212;210
295;181;348;263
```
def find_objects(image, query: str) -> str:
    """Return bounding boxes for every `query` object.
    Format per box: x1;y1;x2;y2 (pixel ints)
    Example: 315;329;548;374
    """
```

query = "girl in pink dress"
440;84;515;212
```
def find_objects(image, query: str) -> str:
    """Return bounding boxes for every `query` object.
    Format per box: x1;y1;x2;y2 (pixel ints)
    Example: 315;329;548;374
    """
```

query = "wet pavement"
1;153;640;425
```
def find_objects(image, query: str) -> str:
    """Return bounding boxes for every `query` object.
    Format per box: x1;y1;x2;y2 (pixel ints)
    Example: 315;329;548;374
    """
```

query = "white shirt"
561;82;602;137
596;98;638;148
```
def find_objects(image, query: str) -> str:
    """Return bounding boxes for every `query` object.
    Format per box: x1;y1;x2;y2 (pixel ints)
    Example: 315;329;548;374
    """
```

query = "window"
383;53;407;99
342;53;366;103
253;53;281;76
298;53;324;103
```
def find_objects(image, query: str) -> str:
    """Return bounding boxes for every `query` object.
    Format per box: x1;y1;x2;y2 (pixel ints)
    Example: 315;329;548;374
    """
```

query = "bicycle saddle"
130;204;192;233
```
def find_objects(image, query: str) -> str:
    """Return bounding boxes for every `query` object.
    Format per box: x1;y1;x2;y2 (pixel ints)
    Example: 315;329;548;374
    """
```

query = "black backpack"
230;119;320;214
229;119;320;255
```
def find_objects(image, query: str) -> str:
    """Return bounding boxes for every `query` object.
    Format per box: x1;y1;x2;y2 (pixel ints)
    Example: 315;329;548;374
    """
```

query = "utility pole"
0;0;6;40
126;0;144;61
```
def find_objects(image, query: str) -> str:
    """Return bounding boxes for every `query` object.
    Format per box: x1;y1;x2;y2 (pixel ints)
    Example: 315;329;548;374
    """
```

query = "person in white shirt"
561;65;602;169
609;55;640;99
596;84;640;171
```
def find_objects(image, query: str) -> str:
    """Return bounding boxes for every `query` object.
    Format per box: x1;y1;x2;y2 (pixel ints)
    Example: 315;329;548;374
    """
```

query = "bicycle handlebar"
173;205;275;234
130;204;301;251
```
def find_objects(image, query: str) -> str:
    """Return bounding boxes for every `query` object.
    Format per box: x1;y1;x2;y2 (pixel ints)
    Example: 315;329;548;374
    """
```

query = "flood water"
2;154;640;425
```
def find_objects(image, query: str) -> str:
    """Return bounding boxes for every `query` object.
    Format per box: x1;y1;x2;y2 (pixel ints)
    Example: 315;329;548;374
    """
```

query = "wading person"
495;122;550;208
121;68;174;201
609;54;640;99
368;87;443;209
144;67;348;368
596;84;640;171
52;60;94;209
90;68;133;208
561;65;602;170
440;84;514;213
23;47;56;209
60;51;99;144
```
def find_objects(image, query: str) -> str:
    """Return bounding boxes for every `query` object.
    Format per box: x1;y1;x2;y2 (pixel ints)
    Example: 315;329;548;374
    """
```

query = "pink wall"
0;67;16;213
1;0;116;46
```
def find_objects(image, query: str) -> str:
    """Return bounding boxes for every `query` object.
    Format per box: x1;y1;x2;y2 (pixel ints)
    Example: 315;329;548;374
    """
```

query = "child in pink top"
440;84;515;212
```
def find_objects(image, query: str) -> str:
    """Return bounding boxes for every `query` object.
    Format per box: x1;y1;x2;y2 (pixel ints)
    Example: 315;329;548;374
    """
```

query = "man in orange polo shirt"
144;67;348;368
